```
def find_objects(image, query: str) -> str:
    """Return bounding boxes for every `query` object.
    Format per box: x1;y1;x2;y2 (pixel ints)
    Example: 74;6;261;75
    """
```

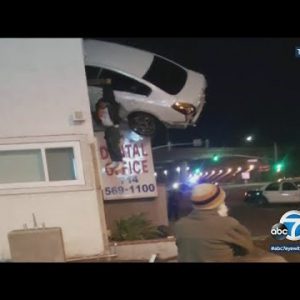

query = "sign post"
241;171;250;184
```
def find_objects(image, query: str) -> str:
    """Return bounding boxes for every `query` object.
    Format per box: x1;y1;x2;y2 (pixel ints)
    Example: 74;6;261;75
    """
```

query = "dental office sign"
95;130;157;200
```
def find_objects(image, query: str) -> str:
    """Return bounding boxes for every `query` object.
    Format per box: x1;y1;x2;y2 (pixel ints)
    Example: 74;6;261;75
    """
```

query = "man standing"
95;79;123;172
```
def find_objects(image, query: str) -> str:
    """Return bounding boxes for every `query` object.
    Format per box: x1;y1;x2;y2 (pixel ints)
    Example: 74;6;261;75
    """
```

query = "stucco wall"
0;38;107;261
104;184;169;232
0;38;94;138
0;191;103;260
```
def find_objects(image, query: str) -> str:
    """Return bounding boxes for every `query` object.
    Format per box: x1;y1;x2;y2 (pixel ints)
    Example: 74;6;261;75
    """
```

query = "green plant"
111;213;161;241
157;225;171;238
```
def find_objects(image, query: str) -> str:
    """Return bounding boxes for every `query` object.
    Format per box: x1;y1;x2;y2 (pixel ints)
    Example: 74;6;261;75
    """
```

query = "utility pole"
273;142;278;163
205;139;210;148
166;128;171;151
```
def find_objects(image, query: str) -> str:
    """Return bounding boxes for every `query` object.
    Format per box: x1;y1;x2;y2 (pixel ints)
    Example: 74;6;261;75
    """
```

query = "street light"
273;142;278;163
245;135;253;142
212;154;220;162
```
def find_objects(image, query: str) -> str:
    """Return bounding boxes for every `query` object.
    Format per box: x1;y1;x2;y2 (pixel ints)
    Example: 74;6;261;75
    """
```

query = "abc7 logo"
271;223;288;240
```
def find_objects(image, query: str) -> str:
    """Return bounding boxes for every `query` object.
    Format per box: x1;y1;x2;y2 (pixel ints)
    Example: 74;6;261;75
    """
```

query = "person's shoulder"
174;216;189;228
222;216;241;226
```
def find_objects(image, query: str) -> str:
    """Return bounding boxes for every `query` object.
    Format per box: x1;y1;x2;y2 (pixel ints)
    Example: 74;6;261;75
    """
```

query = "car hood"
175;70;207;106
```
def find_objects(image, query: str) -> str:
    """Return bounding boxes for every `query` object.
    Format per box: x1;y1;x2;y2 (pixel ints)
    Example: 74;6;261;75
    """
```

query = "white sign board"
241;172;250;180
95;130;157;200
247;159;258;163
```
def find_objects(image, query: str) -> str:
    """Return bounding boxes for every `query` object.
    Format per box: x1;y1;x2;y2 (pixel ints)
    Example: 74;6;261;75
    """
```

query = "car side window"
85;66;102;80
265;183;280;191
282;182;297;191
99;69;151;96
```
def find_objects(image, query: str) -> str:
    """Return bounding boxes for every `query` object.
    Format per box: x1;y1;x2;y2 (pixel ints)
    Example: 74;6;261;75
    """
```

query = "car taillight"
172;102;196;115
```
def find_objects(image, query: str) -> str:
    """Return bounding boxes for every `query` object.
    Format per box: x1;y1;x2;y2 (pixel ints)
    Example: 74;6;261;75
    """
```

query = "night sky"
99;38;300;148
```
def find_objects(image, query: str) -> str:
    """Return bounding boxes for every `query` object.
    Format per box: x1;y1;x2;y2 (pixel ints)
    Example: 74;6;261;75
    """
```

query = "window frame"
0;141;85;189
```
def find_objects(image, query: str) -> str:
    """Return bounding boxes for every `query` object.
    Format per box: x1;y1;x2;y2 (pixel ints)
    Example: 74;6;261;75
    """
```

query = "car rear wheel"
128;112;159;137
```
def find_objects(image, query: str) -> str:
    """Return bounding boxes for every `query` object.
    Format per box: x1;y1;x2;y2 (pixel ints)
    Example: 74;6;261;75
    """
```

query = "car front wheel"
257;196;268;206
128;112;158;137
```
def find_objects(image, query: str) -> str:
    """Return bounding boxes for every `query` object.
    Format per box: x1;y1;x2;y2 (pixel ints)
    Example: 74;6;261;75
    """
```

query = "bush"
157;225;171;238
111;213;161;241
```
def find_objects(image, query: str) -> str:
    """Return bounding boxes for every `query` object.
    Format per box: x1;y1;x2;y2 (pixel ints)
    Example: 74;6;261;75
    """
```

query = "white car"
83;39;207;136
245;181;300;205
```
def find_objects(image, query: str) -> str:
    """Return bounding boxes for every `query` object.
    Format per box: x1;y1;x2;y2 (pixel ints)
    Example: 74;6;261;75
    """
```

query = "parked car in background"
294;180;300;188
245;180;300;205
285;177;300;188
83;39;207;136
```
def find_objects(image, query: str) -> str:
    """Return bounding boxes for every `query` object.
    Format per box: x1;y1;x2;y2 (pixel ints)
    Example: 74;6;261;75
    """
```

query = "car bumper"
164;115;201;129
190;100;205;123
161;99;205;129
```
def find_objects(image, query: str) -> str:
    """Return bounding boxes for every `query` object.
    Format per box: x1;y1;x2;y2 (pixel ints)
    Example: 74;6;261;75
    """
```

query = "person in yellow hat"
174;183;285;262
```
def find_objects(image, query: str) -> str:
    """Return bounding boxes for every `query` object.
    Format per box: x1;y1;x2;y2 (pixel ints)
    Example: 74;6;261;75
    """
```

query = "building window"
0;149;45;184
0;141;84;189
45;148;77;181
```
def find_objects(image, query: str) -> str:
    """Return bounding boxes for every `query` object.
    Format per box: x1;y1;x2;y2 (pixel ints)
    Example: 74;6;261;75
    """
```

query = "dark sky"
100;38;300;147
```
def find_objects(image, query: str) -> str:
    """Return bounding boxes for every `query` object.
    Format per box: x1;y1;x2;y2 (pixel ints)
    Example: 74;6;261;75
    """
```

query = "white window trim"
0;141;85;189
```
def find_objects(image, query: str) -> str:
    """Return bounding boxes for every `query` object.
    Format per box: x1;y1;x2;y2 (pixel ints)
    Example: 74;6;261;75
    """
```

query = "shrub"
157;225;171;238
111;213;161;241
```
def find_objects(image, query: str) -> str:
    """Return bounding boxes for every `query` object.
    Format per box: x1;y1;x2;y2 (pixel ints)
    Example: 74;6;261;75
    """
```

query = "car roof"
262;180;298;188
83;39;154;78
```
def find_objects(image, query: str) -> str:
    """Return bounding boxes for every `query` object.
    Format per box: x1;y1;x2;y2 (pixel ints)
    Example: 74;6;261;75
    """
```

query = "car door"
98;68;152;115
263;182;281;203
280;182;300;203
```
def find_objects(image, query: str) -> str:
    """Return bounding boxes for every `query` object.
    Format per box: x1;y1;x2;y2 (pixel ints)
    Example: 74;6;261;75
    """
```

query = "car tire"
257;196;268;206
128;112;159;137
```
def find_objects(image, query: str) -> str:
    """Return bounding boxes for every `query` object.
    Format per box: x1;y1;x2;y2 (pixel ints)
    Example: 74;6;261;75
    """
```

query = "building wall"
104;184;169;232
0;38;107;261
0;191;102;259
0;38;93;138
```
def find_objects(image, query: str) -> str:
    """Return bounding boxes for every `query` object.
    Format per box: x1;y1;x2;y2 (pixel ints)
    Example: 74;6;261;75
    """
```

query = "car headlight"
172;102;196;115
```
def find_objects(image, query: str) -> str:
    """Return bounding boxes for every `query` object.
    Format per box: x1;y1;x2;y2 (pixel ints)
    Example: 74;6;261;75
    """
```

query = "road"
223;184;300;237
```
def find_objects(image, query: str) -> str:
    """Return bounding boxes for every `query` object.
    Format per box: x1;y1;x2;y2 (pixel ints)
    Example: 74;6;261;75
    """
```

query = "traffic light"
194;168;201;175
212;154;220;162
274;162;284;173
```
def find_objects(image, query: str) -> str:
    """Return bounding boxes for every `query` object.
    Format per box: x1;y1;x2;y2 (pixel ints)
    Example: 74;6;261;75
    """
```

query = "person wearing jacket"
174;183;285;262
95;79;123;171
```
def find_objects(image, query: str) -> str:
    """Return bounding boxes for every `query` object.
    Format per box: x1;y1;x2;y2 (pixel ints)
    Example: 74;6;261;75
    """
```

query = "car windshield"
142;56;187;95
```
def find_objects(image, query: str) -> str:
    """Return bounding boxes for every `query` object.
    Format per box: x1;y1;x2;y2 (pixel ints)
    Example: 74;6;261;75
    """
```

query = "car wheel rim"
132;116;155;135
